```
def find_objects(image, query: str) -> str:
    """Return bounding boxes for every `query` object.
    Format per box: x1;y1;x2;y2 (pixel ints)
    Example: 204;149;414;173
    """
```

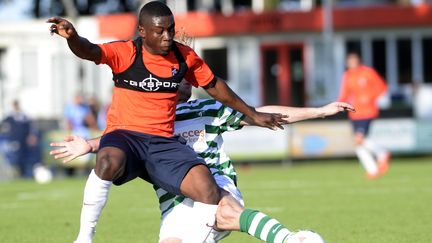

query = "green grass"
1;157;431;243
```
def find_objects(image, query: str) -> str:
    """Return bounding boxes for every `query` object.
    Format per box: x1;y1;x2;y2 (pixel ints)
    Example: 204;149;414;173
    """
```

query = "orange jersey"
338;65;387;120
97;41;214;137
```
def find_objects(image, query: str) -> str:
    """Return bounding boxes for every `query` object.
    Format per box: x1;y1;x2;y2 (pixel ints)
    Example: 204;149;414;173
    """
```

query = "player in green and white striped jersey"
50;80;354;243
155;97;246;242
155;81;354;243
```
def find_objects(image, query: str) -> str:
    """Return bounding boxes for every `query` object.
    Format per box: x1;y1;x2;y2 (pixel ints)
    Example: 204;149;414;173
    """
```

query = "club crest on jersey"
120;74;180;92
172;67;179;76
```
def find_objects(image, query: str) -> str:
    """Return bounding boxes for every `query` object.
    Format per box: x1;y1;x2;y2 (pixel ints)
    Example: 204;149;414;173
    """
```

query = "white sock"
363;138;387;159
75;170;112;243
355;146;378;175
182;202;218;243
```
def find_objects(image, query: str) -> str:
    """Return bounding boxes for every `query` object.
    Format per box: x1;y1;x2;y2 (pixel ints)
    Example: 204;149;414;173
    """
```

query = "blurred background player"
51;80;354;243
64;93;97;139
0;100;41;179
63;93;97;176
338;52;391;179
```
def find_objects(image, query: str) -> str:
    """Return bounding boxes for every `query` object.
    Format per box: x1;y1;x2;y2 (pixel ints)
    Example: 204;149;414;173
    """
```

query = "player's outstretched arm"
50;135;101;163
240;102;355;126
47;17;101;62
204;77;288;130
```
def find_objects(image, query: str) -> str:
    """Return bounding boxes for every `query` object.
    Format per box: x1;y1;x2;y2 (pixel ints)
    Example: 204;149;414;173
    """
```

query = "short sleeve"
178;44;215;87
214;103;245;133
97;41;135;74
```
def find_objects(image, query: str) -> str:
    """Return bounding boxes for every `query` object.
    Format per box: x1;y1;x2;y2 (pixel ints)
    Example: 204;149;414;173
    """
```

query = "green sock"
240;209;291;243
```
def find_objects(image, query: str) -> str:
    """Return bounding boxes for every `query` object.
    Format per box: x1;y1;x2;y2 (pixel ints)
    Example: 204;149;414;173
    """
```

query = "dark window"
234;0;252;9
202;48;228;80
263;49;279;105
289;48;305;107
0;49;5;80
397;39;412;84
187;0;196;11
372;39;387;80
422;38;432;83
345;39;362;57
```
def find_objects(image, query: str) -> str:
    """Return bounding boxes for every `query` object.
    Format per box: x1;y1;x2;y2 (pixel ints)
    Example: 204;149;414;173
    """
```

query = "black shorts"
352;119;372;136
99;129;206;195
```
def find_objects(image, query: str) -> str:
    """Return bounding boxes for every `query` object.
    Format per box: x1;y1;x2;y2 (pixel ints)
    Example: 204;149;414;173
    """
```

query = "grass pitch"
0;157;431;243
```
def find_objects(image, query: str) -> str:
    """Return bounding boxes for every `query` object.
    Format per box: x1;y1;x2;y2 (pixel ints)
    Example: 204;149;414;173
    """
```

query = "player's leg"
361;120;390;174
148;136;221;242
179;169;220;243
75;131;142;243
216;194;292;243
180;164;221;204
158;197;191;243
94;147;126;181
75;167;112;243
208;175;291;243
352;120;379;178
148;135;221;204
354;132;379;178
180;169;220;242
157;175;234;243
75;146;124;243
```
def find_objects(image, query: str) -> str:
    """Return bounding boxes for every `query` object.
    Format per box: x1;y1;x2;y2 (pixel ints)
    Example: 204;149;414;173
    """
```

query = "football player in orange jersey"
47;2;287;242
339;52;391;179
51;79;354;243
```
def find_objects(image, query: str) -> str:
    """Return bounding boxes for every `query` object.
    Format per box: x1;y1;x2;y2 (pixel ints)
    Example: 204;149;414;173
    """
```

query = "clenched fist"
47;17;77;39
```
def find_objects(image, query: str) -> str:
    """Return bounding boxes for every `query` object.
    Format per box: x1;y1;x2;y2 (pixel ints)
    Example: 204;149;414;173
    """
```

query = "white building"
1;4;432;120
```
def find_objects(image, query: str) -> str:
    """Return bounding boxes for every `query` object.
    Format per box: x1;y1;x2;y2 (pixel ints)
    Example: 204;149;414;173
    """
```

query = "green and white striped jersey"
154;99;245;216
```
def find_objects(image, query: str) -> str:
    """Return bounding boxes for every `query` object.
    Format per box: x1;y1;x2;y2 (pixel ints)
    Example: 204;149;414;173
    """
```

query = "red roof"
97;4;432;39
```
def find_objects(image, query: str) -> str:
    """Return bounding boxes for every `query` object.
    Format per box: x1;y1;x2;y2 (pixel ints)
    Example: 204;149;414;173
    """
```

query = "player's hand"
320;102;355;116
49;135;91;163
249;111;289;130
46;17;77;39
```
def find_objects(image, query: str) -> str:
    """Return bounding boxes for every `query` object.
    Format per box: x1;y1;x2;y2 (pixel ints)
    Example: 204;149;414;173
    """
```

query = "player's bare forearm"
67;34;102;62
240;102;355;126
204;77;288;130
47;16;101;62
257;106;322;124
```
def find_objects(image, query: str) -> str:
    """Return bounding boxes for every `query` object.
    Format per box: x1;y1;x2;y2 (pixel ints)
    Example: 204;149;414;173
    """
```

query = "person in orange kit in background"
339;52;391;179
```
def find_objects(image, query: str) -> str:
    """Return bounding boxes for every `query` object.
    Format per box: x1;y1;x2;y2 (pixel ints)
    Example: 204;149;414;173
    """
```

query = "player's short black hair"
347;51;362;60
139;1;173;25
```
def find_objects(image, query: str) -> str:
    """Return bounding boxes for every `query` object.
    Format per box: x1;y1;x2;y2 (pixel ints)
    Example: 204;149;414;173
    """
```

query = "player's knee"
181;165;221;204
354;133;364;145
95;150;125;181
160;237;182;243
197;180;221;204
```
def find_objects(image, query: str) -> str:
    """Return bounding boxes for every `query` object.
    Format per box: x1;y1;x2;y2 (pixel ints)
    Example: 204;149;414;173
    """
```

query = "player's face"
139;15;175;55
346;54;361;69
74;94;84;104
177;80;192;103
